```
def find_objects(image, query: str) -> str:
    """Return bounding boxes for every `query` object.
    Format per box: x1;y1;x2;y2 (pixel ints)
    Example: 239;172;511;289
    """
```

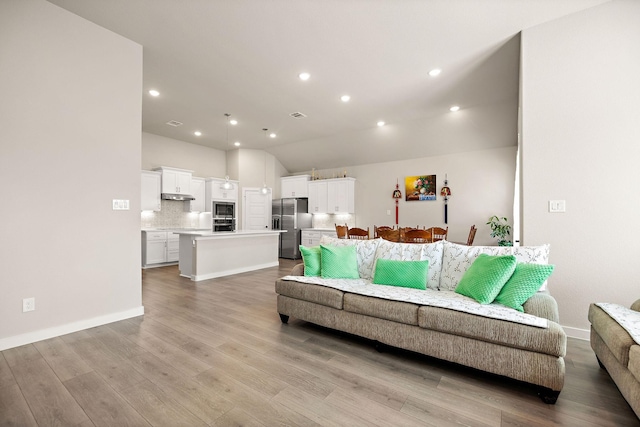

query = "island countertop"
172;229;286;237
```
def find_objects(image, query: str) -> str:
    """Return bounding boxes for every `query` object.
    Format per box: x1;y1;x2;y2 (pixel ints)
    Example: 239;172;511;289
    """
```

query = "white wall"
142;132;226;178
309;146;517;245
520;0;640;337
0;0;143;350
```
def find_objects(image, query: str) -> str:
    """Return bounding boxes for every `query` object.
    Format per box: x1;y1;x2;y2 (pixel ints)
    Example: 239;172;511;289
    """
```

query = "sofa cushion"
320;236;380;280
455;254;517;304
418;306;566;357
374;239;443;290
372;259;429;290
495;263;555;312
320;245;359;279
275;279;344;309
440;241;550;291
299;245;322;276
629;346;640;384
344;293;419;325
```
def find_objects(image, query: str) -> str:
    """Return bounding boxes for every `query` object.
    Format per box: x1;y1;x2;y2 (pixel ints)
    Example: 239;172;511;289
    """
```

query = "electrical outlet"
23;297;35;312
112;199;130;210
386;210;391;215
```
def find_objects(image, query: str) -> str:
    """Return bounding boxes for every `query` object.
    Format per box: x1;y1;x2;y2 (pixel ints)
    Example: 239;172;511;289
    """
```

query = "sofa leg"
278;313;289;324
596;356;606;370
537;387;560;404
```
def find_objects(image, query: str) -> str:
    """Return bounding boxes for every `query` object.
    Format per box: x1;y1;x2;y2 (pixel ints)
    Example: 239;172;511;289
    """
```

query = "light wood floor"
2;260;638;426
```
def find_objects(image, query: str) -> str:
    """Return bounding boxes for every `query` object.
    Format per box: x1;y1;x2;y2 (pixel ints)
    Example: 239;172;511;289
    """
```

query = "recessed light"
194;131;202;136
377;121;385;127
299;72;310;81
148;89;160;97
429;69;442;77
449;105;460;112
234;141;240;146
229;119;238;125
269;133;277;138
340;95;351;102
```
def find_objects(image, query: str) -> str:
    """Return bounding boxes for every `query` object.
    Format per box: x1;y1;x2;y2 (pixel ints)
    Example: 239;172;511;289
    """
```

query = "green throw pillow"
320;245;359;279
455;254;517;304
494;263;555;312
373;259;429;290
299;245;321;277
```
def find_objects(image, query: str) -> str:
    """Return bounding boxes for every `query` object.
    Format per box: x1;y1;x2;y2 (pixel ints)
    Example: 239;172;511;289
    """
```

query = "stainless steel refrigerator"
272;198;312;259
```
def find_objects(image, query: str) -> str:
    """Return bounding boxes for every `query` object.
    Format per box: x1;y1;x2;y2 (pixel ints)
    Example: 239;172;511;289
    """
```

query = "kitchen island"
172;229;285;281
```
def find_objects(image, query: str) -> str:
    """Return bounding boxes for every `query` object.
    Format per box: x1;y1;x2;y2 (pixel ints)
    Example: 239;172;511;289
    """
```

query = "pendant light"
223;113;232;190
261;128;269;194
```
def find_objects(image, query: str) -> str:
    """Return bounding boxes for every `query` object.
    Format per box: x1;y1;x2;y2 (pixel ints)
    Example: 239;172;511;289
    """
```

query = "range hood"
161;193;195;201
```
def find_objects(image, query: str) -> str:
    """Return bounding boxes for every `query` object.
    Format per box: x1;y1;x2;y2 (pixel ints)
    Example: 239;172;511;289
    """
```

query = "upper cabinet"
190;177;206;212
327;177;355;213
308;177;355;214
206;178;239;209
141;170;161;211
308;180;328;214
281;175;310;198
154;166;193;195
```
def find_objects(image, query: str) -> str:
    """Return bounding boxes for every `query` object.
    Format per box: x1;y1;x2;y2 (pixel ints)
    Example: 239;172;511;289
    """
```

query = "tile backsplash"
312;214;355;229
141;200;206;229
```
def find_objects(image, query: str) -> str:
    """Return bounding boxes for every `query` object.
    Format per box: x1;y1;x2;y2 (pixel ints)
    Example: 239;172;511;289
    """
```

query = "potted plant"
487;216;512;246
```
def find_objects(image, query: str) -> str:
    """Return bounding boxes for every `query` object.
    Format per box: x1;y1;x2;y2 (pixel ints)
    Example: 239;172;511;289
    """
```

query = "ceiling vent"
166;120;183;127
289;112;307;119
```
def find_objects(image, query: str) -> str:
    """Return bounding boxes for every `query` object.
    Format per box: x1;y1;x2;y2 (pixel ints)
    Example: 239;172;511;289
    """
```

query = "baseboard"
563;325;590;341
0;306;145;351
193;261;279;281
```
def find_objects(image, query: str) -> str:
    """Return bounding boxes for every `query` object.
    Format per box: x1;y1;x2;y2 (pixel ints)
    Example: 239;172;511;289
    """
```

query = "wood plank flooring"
2;260;638;426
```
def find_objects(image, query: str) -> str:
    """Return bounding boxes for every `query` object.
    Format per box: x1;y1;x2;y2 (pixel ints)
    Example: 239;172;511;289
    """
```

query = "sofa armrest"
631;299;640;312
523;291;560;323
290;263;305;276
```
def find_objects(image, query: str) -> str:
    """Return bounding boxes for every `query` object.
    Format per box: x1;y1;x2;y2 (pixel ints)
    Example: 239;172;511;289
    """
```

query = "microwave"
213;201;235;218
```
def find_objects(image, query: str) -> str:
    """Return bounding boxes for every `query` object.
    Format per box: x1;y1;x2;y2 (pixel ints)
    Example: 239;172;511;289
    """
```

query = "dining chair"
335;223;348;239
374;225;394;238
403;229;433;243
398;227;418;243
376;228;401;242
429;226;448;242
347;227;370;240
466;225;477;245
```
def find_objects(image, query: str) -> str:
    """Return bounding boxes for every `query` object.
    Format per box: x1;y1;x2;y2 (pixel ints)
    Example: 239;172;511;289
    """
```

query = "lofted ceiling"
47;0;608;173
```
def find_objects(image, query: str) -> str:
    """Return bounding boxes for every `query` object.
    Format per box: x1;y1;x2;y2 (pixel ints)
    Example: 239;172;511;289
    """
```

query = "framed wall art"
405;175;436;201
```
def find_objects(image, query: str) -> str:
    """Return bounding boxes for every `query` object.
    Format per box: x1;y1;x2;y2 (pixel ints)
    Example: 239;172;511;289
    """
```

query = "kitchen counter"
173;229;286;281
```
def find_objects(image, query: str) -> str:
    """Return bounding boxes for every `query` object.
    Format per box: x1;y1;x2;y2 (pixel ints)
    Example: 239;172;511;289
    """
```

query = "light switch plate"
549;200;566;213
112;199;130;210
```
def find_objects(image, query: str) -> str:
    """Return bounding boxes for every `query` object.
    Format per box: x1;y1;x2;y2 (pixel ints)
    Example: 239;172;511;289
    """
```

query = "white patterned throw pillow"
319;236;380;280
439;241;551;291
374;239;443;290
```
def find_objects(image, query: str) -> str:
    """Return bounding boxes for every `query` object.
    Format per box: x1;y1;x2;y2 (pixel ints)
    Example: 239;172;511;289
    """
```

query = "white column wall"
0;0;143;349
520;0;640;337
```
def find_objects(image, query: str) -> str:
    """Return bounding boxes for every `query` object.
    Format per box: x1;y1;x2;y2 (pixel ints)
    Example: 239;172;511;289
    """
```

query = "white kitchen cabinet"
327;177;355;213
155;166;193;195
308;180;328;213
167;232;179;262
141;170;161;211
190;177;206;212
301;229;338;247
206;178;238;208
281;175;310;198
308;178;355;214
142;231;180;267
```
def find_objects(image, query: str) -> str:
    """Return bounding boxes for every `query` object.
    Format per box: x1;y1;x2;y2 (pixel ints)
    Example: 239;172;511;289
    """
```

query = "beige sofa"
275;238;567;403
589;300;640;418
